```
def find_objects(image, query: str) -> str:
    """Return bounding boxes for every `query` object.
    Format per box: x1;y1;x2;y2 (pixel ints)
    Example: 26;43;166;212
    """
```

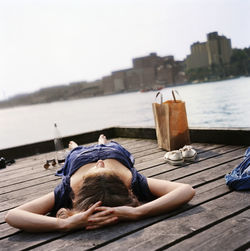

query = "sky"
0;0;249;100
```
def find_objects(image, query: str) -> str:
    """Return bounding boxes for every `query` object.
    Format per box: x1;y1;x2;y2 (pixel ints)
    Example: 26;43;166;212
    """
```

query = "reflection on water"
0;77;250;149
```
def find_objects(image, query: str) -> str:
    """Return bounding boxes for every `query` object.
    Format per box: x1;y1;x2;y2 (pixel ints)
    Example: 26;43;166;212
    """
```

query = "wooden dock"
0;129;249;250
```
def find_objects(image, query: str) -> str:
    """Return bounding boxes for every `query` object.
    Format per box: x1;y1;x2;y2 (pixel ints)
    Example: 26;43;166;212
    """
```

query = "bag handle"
155;92;163;104
155;90;182;104
172;90;182;102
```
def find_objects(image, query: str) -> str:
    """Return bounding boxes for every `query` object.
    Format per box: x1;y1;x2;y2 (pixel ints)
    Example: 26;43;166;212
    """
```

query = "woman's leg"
98;134;108;144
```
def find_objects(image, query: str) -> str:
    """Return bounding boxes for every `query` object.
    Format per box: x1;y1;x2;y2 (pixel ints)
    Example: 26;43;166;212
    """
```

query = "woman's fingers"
94;206;111;212
85;201;102;216
93;208;114;217
88;215;109;223
86;216;118;230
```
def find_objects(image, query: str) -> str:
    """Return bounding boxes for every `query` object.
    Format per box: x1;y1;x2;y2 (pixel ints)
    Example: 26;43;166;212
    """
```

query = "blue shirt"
52;141;156;214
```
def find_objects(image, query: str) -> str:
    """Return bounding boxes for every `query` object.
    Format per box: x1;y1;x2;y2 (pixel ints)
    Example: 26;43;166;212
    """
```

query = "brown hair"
56;173;139;218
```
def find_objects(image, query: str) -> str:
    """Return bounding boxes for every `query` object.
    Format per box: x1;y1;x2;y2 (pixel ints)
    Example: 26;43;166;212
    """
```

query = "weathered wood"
173;158;244;188
141;147;246;179
0;175;60;195
0;142;224;196
0;177;227;245
167;209;250;251
0;178;230;240
0;136;249;250
135;145;243;171
1;127;249;160
189;127;250;146
0;181;59;211
0;127;116;160
1;144;238;208
87;193;249;251
8;191;248;251
1;146;244;213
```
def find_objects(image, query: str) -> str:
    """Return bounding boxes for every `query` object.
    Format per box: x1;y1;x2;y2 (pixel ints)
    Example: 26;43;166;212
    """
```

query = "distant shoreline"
0;76;247;110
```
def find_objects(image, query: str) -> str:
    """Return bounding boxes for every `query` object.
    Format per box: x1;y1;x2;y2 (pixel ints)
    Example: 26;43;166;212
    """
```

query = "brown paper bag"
152;91;190;151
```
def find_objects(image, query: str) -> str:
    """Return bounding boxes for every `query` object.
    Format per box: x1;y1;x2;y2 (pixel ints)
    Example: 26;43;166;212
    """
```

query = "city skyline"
1;0;249;99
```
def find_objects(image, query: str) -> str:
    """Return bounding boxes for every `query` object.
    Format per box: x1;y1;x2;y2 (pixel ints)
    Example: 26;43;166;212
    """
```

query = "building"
87;53;187;96
185;32;232;71
206;32;232;66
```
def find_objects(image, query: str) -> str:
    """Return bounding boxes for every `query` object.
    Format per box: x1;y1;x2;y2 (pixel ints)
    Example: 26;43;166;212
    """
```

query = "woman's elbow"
5;210;12;225
5;209;18;226
183;184;196;201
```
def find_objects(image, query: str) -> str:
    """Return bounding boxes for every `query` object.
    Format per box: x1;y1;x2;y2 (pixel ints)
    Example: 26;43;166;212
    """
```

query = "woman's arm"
133;178;195;219
86;179;195;229
5;192;63;232
4;192;102;232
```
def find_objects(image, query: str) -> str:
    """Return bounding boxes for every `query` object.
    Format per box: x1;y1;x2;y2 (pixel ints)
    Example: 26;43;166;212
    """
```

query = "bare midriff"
70;159;132;193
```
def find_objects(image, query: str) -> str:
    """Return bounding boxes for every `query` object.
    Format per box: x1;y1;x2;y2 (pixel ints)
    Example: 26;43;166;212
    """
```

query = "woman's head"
56;172;139;218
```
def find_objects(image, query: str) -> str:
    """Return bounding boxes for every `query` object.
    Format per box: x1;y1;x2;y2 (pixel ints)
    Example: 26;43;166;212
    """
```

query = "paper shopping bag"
152;91;190;151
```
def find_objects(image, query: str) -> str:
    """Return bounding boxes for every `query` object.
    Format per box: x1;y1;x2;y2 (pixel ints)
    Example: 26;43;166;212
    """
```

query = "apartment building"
185;32;232;70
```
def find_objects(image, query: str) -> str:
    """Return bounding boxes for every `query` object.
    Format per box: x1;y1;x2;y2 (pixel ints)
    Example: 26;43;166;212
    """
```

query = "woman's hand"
86;205;139;230
62;201;102;231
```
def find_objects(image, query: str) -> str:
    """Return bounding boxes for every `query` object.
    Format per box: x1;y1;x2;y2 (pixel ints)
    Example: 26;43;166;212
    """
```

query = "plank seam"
0;185;238;247
155;206;250;251
0;176;60;191
85;191;240;251
171;156;244;183
234;241;250;251
148;147;245;178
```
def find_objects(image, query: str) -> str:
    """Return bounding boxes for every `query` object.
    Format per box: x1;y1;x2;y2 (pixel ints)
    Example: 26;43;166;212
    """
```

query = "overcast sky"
0;0;249;99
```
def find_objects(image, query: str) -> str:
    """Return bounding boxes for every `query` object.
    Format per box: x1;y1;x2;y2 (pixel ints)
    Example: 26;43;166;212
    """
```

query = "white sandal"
179;145;197;162
163;150;184;166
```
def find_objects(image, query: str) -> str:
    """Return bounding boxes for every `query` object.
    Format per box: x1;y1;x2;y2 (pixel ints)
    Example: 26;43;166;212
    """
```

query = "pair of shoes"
163;145;197;166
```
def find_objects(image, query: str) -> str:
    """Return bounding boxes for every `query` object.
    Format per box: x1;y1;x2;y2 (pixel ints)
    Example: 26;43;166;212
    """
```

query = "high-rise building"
185;32;232;71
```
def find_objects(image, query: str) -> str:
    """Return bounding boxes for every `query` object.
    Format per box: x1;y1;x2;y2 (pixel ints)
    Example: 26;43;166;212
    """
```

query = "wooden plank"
0;142;225;196
141;147;246;179
0;141;223;191
0;141;223;180
0;176;60;202
1;127;249;160
0;145;242;210
0;169;57;188
0;138;151;183
167;210;250;251
0;157;230;224
0;175;60;195
0;177;228;240
0;139;248;250
0;181;59;212
91;193;250;251
0;147;244;215
0;224;22;240
0;127;116;160
136;145;243;171
0;137;134;175
189;127;250;146
173;158;244;188
1;145;240;209
0;153;232;224
6;191;248;251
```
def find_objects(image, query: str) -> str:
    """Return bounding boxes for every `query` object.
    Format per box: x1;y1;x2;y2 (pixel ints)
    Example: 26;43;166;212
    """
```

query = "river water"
1;77;250;149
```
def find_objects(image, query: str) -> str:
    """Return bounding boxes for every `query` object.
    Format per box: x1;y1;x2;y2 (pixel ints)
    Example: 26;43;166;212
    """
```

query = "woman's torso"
52;142;156;215
70;159;133;194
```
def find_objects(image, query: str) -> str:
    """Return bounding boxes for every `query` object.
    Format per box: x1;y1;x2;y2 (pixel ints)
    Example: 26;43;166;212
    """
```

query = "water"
1;77;250;149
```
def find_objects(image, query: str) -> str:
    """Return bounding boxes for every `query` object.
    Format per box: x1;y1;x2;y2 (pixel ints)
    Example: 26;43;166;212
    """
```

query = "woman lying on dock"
5;135;195;232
